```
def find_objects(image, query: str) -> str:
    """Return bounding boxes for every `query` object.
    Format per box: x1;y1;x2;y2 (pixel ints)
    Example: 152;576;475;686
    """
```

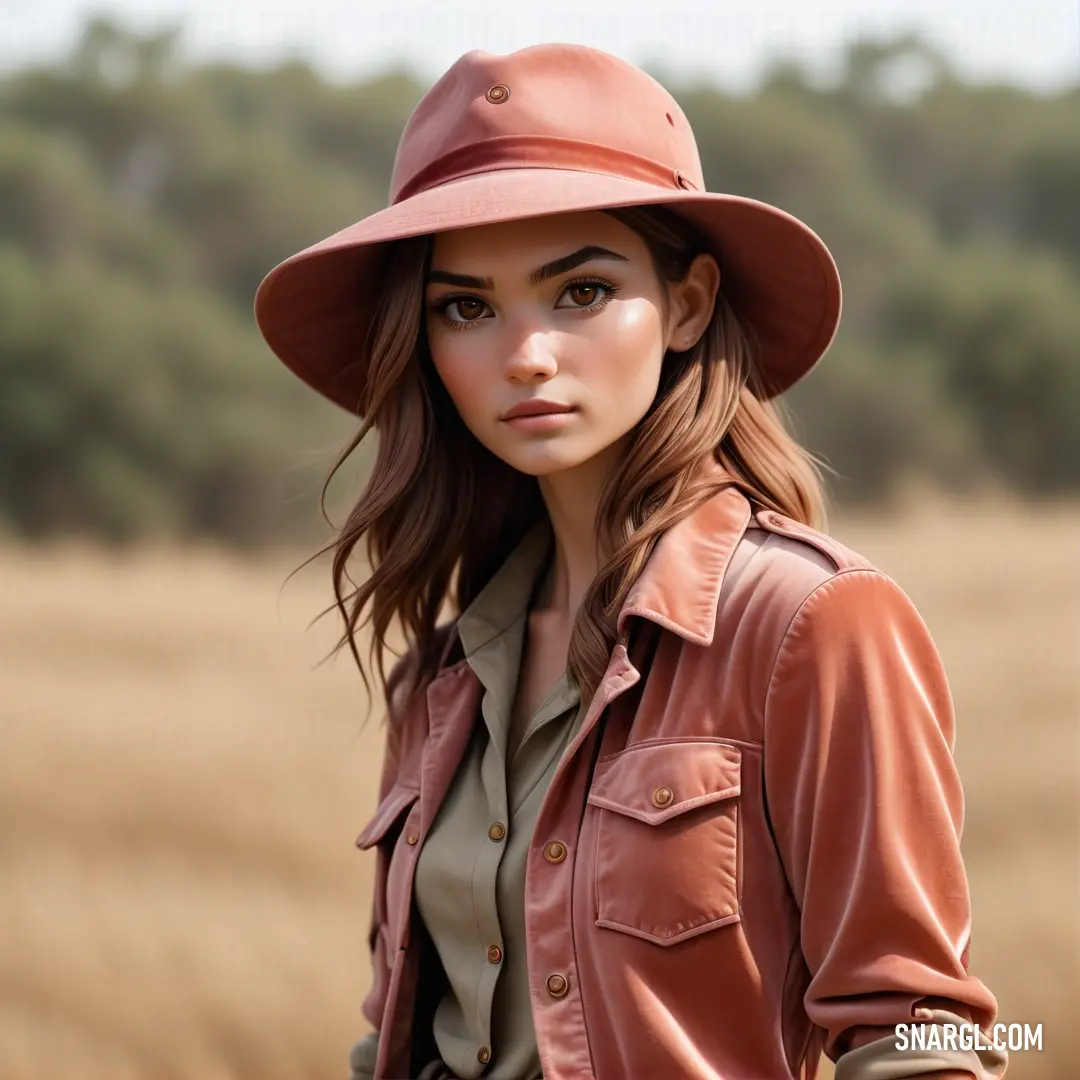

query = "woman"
254;44;1008;1080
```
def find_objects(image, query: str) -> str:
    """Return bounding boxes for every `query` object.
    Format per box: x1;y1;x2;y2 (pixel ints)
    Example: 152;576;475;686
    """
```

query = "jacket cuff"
834;1008;1008;1080
348;1032;379;1079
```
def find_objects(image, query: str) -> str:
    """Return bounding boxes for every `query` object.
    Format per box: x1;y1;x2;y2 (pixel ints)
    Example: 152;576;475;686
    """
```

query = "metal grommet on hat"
485;83;510;104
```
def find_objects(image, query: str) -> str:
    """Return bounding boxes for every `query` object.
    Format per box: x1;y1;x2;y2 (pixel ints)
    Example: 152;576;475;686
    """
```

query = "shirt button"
651;785;674;808
477;1045;491;1063
487;944;503;964
488;822;506;842
543;840;567;863
545;973;569;998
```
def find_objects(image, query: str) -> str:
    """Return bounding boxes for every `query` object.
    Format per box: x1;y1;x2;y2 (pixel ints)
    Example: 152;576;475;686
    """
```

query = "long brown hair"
298;205;833;726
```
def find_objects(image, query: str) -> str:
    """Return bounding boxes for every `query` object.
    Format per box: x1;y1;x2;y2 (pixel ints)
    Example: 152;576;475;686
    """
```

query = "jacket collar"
615;459;752;647
439;457;753;666
421;460;752;824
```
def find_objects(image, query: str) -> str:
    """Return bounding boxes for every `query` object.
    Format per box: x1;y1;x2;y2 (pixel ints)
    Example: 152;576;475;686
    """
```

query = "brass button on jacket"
545;973;569;998
477;1045;491;1064
543;840;567;863
488;821;506;842
405;832;419;845
651;785;674;808
487;944;503;964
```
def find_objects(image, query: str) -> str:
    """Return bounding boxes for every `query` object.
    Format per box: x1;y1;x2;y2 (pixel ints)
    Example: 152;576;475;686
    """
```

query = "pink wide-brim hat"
254;43;842;415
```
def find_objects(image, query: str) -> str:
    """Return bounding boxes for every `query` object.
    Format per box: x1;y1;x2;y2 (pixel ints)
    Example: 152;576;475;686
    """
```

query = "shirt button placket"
479;787;506;1072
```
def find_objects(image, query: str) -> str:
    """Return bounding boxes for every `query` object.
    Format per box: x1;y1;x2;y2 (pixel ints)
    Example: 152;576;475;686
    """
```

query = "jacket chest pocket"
586;739;742;946
355;781;422;955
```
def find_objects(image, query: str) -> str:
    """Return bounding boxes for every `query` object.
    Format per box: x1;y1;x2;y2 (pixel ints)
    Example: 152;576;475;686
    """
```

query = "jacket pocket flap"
587;740;741;825
354;783;420;850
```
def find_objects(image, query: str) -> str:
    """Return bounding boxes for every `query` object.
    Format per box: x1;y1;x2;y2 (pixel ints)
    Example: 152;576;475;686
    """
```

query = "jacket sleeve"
762;568;1007;1079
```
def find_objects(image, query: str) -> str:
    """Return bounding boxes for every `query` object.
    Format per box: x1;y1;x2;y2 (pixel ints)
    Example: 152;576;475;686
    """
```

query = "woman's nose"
503;328;559;381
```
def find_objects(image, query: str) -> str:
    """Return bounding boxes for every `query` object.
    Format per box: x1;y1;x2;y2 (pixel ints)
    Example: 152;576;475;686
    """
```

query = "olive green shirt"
412;516;579;1079
351;517;577;1080
348;517;1007;1080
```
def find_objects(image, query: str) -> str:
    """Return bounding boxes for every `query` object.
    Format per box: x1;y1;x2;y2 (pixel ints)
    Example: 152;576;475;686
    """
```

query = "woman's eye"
448;298;487;322
559;282;609;308
432;277;617;329
569;284;598;305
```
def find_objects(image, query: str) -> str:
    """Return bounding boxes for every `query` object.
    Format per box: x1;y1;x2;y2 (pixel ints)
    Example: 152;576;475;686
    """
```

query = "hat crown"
389;44;706;205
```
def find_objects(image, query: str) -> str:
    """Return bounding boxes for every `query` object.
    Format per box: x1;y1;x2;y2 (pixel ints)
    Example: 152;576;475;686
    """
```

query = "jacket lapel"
418;661;483;837
549;463;754;794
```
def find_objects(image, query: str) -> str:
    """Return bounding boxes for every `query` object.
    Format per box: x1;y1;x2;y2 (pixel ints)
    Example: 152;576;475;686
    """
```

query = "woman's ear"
665;253;721;351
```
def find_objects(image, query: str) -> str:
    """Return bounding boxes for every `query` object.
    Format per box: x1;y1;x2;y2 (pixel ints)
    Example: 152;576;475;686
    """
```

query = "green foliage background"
2;19;1077;547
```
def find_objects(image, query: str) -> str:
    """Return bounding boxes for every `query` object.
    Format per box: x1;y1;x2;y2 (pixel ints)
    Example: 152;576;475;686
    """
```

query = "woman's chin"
497;445;595;478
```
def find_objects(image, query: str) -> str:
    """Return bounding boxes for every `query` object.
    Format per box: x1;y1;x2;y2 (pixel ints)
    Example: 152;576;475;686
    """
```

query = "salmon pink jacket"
353;468;1001;1080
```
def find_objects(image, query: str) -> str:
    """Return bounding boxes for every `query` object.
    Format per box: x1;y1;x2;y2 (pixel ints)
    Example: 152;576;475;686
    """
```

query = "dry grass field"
1;493;1076;1080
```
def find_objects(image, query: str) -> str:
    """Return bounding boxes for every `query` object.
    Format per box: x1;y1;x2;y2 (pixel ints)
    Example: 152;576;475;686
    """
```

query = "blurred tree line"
1;18;1077;547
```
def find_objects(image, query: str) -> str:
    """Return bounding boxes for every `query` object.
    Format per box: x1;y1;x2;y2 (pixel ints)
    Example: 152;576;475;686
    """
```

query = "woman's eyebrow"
426;245;629;290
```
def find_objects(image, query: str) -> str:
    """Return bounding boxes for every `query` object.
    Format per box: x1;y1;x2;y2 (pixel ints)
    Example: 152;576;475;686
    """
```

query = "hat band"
391;134;697;204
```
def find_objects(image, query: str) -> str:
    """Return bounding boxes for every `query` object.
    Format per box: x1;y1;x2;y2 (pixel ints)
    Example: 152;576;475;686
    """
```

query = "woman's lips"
501;408;578;432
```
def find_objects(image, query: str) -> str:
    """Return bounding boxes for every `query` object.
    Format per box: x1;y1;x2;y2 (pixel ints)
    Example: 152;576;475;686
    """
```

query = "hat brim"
254;167;841;413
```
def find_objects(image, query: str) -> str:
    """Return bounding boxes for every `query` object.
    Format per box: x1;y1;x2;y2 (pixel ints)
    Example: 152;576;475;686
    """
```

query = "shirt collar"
452;455;753;660
456;515;554;661
455;516;580;738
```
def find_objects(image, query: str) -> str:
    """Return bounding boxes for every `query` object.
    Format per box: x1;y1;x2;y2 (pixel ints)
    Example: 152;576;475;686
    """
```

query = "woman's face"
424;210;713;479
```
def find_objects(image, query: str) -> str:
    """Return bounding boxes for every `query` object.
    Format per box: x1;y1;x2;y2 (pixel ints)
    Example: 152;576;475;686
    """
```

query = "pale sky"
1;0;1078;95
